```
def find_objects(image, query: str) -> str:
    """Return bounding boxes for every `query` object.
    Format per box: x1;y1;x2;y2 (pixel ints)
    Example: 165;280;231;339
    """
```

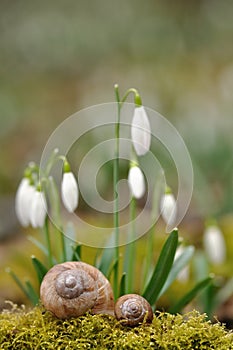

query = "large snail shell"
114;294;153;326
40;261;114;319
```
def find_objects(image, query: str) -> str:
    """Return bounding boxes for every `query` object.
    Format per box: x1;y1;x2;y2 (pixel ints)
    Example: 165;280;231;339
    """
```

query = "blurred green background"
0;0;233;314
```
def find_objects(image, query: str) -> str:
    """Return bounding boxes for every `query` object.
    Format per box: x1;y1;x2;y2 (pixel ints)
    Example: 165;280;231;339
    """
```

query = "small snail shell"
114;294;153;326
40;261;114;319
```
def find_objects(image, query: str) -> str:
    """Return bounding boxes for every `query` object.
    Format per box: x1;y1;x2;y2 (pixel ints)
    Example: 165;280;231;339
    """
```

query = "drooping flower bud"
61;161;79;213
131;106;151;156
15;177;36;227
160;188;177;227
203;225;226;265
128;165;146;199
30;189;47;228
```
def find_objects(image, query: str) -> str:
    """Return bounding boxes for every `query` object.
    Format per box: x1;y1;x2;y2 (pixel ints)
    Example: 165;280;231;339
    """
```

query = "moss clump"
0;303;233;349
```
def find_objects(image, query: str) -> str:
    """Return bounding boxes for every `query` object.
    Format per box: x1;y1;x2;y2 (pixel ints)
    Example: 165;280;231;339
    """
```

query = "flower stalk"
113;84;149;297
43;215;53;267
113;84;121;299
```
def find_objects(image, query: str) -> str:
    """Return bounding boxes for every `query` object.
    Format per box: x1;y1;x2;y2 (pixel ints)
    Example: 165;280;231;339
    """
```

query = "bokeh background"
0;0;233;318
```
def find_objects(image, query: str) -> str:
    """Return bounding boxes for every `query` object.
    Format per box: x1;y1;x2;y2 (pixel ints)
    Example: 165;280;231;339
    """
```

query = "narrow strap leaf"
142;229;178;305
97;248;115;276
72;244;82;261
27;235;49;256
158;245;195;298
96;232;115;276
6;268;31;299
64;222;76;261
107;257;119;281
214;277;233;310
25;280;39;306
119;272;127;297
169;276;213;314
31;256;48;284
47;176;61;227
6;268;39;306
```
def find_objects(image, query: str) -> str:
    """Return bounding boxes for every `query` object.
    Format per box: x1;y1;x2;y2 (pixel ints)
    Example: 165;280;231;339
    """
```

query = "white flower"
203;225;226;265
160;193;177;227
128;166;146;199
61;172;79;212
131;106;151;156
30;191;47;228
15;178;36;227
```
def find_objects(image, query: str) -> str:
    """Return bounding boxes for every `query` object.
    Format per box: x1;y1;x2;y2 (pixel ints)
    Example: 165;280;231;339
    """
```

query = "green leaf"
44;148;59;177
169;276;213;314
96;248;115;276
192;250;212;315
27;235;49;256
31;256;48;284
142;229;178;305
64;222;76;261
25;280;39;306
193;250;209;281
47;176;62;227
158;245;195;298
214;277;233;310
72;244;82;261
96;232;115;276
6;268;39;305
106;258;119;281
119;272;126;297
6;268;31;299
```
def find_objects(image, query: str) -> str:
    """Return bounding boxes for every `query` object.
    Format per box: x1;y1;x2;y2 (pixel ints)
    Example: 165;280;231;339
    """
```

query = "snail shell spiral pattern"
114;294;153;326
40;261;114;319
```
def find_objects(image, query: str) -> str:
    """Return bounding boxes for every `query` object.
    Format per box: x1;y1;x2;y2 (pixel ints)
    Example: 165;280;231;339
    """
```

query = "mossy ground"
0;303;233;350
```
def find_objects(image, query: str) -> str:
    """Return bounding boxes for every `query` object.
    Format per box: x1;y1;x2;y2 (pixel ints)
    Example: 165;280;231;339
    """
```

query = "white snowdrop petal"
203;226;226;265
15;178;35;227
131;106;151;156
61;172;78;212
30;191;47;228
15;178;29;226
160;193;177;226
128;166;146;199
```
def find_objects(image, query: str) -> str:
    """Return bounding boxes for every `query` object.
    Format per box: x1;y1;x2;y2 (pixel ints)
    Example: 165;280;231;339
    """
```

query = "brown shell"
114;294;153;326
40;261;114;319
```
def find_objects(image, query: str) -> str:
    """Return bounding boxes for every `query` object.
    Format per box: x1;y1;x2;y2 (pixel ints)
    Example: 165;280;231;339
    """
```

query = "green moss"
0;303;232;349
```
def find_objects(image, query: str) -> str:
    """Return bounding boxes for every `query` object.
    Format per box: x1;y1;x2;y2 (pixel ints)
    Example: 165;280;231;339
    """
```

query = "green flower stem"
113;84;121;299
47;176;67;262
44;148;59;177
113;84;143;298
59;226;67;262
121;88;142;106
142;225;155;288
125;196;136;293
124;147;138;293
143;171;164;288
43;216;53;267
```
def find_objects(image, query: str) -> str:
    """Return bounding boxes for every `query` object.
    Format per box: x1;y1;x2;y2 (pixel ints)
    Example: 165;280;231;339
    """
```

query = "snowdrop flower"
131;106;151;156
160;190;177;227
61;161;78;212
128;165;146;199
15;177;36;227
30;190;47;228
203;225;226;265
